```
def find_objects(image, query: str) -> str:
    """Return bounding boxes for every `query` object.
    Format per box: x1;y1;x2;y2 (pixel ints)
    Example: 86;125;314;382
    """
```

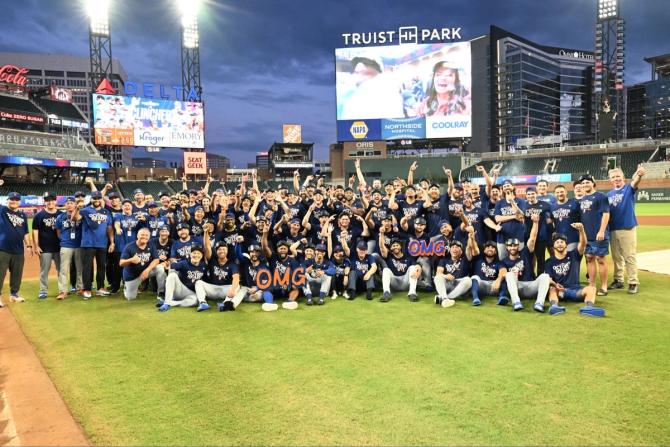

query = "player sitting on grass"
545;223;605;317
195;238;244;312
346;240;378;301
378;231;421;303
158;245;207;312
433;229;476;308
302;244;335;305
120;228;165;301
469;241;506;306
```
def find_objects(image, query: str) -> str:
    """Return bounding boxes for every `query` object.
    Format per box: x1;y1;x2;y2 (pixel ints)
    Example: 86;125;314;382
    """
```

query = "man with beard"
56;197;83;300
433;234;475;308
131;188;148;214
325;242;350;300
494;182;527;260
303;244;335;306
379;235;420;303
150;226;172;301
0;192;33;305
400;215;432;289
347;240;378;301
32;191;62;299
469;241;506;306
79;191;113;299
146;202;168;239
545;223;604;317
523;187;552;276
235;243;276;311
261;229;300;310
501;215;550;313
578;175;610;296
158;245;208;312
120;228;164;301
196;239;245;312
105;191;122;214
170;222;203;261
550;185;581;252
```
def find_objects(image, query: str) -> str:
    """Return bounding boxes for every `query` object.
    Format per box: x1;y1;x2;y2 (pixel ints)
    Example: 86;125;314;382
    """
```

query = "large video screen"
335;41;471;141
92;94;204;148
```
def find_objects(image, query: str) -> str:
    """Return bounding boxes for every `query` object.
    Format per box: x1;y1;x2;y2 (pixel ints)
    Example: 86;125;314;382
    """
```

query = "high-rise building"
206;153;230;169
627;54;670;139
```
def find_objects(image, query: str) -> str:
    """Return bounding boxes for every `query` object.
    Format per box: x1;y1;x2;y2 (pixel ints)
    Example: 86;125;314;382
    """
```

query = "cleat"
223;300;235;311
549;304;566;316
306;296;314;306
197;302;210;312
343;290;351;300
217;302;227;312
513;302;524;311
380;291;391;302
472;297;481;306
282;301;298;310
533;302;545;313
10;295;25;303
628;284;638;294
38;292;47;300
57;292;66;301
609;280;624;290
157;303;171;312
82;291;92;300
408;294;418;302
331;291;338;300
96;288;111;296
317;298;324;305
596;288;608;296
433;295;442;305
261;302;278;312
497;296;509;306
70;287;76;294
365;290;373;300
155;299;165;308
440;298;455;308
580;306;605;318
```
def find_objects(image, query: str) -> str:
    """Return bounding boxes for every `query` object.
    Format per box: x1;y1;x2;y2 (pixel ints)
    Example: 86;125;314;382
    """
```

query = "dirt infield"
638;216;670;225
0;309;89;446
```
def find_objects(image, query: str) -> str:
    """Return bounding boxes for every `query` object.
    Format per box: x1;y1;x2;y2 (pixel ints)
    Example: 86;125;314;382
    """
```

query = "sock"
585;300;593;307
471;278;480;300
306;294;312;300
319;291;326;299
262;291;274;304
550;299;558;306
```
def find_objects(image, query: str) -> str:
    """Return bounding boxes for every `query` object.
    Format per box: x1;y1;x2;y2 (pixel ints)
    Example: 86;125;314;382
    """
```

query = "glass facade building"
627;54;670;139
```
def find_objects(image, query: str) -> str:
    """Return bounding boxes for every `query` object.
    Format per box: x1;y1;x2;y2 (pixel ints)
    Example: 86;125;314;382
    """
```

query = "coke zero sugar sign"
0;65;29;86
184;152;207;174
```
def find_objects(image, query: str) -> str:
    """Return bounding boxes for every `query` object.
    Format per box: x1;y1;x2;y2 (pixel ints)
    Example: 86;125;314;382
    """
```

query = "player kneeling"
120;228;166;300
195;241;246;312
303;244;335;305
379;234;420;303
545;223;605;317
157;245;207;312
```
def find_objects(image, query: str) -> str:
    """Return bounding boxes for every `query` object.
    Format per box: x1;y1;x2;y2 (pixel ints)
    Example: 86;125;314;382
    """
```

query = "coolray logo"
138;132;165;146
431;120;469;129
350;121;368;139
341;27;462;46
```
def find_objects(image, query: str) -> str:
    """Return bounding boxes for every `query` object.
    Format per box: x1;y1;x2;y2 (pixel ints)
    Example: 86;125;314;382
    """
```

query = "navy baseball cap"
148;201;158;208
277;240;291;249
356;240;368;250
7;192;21;200
579;174;595;184
214;241;228;251
159;226;170;233
450;240;464;248
371;189;382;195
190;245;204;254
176;223;190;231
248;244;262;252
439;220;451;229
333;245;344;253
414;217;427;225
108;192;119;199
159;191;170;198
122;199;132;205
74;191;85;198
484;240;497;248
225;212;235;219
505;238;521;246
453;183;464;190
65;196;75;203
289;218;301;225
91;191;103;199
43;191;56;200
525;186;537;193
133;188;144;195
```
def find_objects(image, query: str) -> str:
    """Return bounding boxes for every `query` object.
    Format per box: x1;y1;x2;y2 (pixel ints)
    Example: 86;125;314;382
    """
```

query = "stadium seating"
0;182;114;197
116;181;171;200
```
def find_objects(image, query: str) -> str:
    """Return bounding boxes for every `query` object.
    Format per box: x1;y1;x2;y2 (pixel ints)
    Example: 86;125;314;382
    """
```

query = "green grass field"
7;225;670;446
635;202;670;216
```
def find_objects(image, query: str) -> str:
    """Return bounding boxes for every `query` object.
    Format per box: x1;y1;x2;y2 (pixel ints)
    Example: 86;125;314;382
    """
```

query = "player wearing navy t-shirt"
261;228;301;310
170;223;203;260
196;240;244;312
347;241;378;301
501;215;551;312
607;166;645;294
303;244;335;305
545;222;604;317
79;191;113;299
379;234;420;303
158;245;207;312
469;241;506;306
550;185;581;252
55;197;83;299
32;192;63;299
433;235;473;308
0;192;32;305
578;175;610;296
524;187;552;277
120;228;164;301
234;244;276;312
494;186;527;260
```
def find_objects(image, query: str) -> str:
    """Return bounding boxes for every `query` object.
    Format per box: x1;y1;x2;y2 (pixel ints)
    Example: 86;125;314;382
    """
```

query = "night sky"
0;0;667;166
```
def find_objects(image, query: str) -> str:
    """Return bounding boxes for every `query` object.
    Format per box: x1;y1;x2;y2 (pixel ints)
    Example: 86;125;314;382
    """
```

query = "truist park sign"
0;65;29;86
342;26;462;46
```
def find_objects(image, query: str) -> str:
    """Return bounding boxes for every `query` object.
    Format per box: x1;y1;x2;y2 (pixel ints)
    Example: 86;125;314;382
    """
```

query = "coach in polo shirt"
0;192;33;305
80;191;114;299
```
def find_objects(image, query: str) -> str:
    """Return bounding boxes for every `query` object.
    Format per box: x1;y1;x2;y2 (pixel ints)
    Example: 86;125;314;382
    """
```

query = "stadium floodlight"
86;0;110;36
178;0;200;49
598;0;618;20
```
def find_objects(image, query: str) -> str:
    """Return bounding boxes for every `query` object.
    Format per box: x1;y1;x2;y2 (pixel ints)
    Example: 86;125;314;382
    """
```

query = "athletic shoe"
282;301;298;310
580;306;605;318
513;302;524;311
306;296;314;306
440;298;455;308
155;298;164;308
10;295;25;303
365;289;373;300
628;284;639;294
70;287;76;294
433;295;442;305
331;291;338;300
261;303;278;312
380;291;391;302
549;304;566;316
57;292;66;301
38;292;47;300
82;291;92;300
472;297;481;306
158;303;171;312
223;300;235;311
610;280;624;290
217;302;227;312
96;288;111;296
596;288;608;296
533;302;545;313
197;302;210;312
497;296;509;306
317;298;324;305
422;285;435;293
408;294;418;302
343;290;351;300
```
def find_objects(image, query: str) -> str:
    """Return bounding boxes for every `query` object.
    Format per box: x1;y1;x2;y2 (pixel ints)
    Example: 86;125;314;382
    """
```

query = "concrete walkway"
637;249;670;275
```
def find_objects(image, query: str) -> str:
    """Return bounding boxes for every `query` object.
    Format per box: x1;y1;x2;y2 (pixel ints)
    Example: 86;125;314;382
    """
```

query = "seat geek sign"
184;152;207;174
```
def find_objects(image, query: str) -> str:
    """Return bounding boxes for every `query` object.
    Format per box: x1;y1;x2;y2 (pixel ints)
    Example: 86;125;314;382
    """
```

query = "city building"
627;54;670;139
206;153;230;169
132;157;166;168
267;142;313;180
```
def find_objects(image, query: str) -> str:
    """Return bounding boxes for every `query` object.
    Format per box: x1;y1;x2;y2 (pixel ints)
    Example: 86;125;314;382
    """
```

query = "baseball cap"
64;196;75;203
579;174;595;184
429;183;441;189
248;244;262;252
43;191;56;200
439;220;451;229
503;179;514;186
333;245;344;253
203;218;215;225
176;222;190;231
315;244;327;252
505;238;521;246
453;183;464;190
225;212;235;219
159;226;170;233
159;191;170;198
277;240;291;249
122;199;132;205
525;186;537;193
133;188;144;195
91;191;103;199
390;238;403;247
450;240;464;248
289;218;301;225
214;241;228;251
108;192;119;199
7;192;21;200
371;189;382;195
356;240;368;250
148;201;158;208
190;244;204;254
74;191;85;198
484;240;497;248
414;216;427;225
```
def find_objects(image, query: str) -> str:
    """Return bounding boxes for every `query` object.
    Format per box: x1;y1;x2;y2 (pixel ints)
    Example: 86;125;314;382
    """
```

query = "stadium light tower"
595;0;625;140
178;0;202;103
87;0;113;90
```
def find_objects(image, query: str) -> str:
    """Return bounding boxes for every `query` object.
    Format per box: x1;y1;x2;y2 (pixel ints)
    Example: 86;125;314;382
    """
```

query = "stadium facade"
626;54;670;140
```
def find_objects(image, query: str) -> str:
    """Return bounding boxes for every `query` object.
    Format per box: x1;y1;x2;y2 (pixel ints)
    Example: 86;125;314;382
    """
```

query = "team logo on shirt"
442;259;462;274
186;270;204;282
6;213;25;227
390;258;408;273
355;260;369;273
223;233;239;245
478;262;498;279
213;266;229;280
608;193;623;207
137;251;151;265
580;199;593;212
177;245;192;258
500;205;516;216
90;213;108;224
510;260;525;275
552;260;571;276
43;216;57;229
552;207;571;221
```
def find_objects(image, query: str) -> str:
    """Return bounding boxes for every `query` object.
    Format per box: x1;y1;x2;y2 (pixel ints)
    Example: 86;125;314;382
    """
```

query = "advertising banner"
0;155;108;169
184;152;207;174
335;41;471;141
336;119;381;141
92;94;204;148
0;109;45;124
470;173;572;186
283;124;302;143
517;135;563;147
381;117;425;140
636;188;670;203
50;86;73;103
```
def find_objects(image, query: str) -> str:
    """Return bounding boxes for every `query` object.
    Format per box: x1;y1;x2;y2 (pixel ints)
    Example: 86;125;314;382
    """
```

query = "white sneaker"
343;290;350;299
331;291;338;300
96;288;111;296
441;298;455;308
261;303;279;312
10;295;25;303
282;301;298;310
82;291;92;299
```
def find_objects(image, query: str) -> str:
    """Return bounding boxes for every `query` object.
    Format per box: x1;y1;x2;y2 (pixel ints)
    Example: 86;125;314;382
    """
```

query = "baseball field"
1;203;669;446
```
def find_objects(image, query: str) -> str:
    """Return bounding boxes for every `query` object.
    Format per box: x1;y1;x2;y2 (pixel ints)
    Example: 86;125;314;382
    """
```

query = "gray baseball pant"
124;265;167;301
39;252;61;295
504;272;550;305
434;275;472;300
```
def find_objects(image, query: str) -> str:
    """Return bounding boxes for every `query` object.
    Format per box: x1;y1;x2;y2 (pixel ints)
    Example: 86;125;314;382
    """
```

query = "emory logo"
350;121;368;139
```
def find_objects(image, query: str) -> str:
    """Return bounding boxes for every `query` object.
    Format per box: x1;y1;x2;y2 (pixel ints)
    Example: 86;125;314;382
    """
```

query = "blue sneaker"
38;292;47;300
472;297;481;306
497;296;509;306
197;302;210;312
549;304;566;316
158;303;171;312
217;302;227;312
70;287;76;294
580;306;605;318
533;302;545;313
155;299;164;308
513;302;524;311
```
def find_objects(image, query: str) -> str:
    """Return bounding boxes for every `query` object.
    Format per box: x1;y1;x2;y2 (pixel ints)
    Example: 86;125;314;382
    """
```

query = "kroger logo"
138;132;165;146
350;121;369;139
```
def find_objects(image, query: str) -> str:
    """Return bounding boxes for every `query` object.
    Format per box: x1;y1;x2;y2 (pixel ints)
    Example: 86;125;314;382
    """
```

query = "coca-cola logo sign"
0;65;29;86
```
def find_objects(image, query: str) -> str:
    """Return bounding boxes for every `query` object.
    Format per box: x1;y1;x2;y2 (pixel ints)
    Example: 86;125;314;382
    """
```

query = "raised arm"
293;170;301;194
354;159;366;187
572;222;587;255
631;165;645;189
378;227;388;258
407;161;418;186
527;214;539;252
442;167;454;196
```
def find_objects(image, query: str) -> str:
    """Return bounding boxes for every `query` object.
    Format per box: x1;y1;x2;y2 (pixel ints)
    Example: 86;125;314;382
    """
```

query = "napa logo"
350;121;369;139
